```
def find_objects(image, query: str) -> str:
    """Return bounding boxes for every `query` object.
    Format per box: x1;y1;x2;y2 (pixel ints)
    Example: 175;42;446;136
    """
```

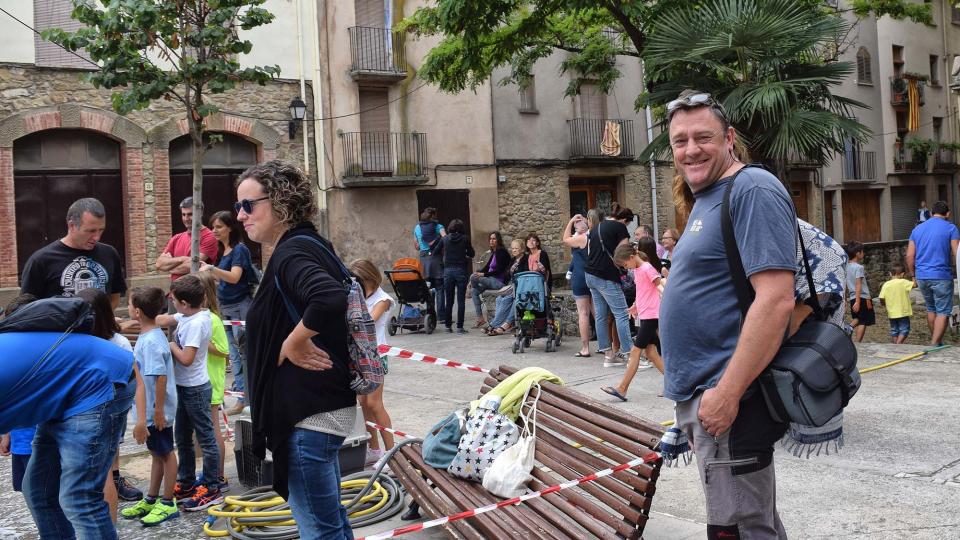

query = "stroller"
383;258;438;335
511;271;563;353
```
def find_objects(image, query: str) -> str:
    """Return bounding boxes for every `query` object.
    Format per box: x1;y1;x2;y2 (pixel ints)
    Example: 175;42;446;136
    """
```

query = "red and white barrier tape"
220;408;234;441
358;451;662;540
377;345;490;374
365;421;413;440
224;390;245;398
222;320;246;326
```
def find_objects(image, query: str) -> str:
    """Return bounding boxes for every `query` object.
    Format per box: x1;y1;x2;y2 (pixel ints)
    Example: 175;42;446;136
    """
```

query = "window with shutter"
856;48;871;85
577;83;607;119
519;78;537;113
34;0;93;68
355;0;387;27
359;88;392;174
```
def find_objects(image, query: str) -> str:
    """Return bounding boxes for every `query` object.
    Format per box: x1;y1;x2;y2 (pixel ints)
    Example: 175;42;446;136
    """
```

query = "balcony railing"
348;27;406;82
788;152;821;169
841;150;877;181
568;118;635;160
890;76;926;107
893;145;926;173
340;132;428;186
934;148;959;171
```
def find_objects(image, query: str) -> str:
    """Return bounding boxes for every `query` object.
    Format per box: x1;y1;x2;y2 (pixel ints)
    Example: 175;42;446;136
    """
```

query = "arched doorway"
169;132;261;263
13;129;125;275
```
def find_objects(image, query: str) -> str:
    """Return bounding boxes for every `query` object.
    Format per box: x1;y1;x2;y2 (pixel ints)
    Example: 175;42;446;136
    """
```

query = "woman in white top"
349;259;397;466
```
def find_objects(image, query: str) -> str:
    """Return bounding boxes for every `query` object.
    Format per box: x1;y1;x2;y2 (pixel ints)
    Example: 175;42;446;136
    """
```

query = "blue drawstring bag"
421;409;466;469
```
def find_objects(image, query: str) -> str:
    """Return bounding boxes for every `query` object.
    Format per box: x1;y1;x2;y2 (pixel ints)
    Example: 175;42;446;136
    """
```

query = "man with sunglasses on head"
659;89;797;539
156;197;219;311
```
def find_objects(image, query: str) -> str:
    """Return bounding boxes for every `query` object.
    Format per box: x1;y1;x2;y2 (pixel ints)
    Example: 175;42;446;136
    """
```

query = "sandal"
489;326;508;336
601;386;628;402
474;319;487;328
573;351;592;358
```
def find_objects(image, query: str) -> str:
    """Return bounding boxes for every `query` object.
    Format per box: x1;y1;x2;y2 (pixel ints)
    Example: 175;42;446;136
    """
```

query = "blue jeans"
490;294;516;328
585;273;632;355
287;428;353;540
24;376;134;540
175;382;220;485
221;296;252;402
889;316;911;337
444;267;470;329
470;275;504;318
918;279;954;315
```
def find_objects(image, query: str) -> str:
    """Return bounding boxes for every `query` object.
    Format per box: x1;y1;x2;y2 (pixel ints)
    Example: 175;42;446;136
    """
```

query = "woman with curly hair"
236;160;355;539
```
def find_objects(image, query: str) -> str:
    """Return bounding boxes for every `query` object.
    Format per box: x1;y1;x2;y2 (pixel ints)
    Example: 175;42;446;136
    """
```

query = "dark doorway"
14;130;125;276
416;189;471;237
169;133;261;264
569;177;617;217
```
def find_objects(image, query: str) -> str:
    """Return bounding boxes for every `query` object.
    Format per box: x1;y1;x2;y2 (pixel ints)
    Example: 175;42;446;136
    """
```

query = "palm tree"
639;0;871;177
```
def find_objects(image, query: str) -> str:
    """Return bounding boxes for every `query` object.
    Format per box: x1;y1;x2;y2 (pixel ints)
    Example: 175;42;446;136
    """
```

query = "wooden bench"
388;365;665;539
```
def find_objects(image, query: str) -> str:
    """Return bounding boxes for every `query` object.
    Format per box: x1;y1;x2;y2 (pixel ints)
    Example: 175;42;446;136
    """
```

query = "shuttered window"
856;47;872;84
359;88;391;173
34;0;92;68
891;186;923;240
519;77;537;113
578;83;607;119
355;0;387;27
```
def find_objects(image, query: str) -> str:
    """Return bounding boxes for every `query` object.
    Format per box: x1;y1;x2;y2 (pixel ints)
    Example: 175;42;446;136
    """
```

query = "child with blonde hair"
349;259;396;467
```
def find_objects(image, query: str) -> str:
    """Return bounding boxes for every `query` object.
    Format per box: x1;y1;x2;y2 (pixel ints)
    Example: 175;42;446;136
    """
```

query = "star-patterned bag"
447;399;520;482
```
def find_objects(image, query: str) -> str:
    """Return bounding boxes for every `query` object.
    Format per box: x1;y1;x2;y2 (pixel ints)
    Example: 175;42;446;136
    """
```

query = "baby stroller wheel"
545;339;555;353
425;313;436;334
388;316;398;336
523;336;532;348
512;340;519;354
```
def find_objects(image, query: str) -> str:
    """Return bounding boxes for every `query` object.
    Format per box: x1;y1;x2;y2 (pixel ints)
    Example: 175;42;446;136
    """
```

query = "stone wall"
496;161;674;275
0;63;312;288
862;240;908;293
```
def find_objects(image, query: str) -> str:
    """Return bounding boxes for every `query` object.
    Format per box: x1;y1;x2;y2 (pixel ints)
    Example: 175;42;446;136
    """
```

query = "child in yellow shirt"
878;264;915;344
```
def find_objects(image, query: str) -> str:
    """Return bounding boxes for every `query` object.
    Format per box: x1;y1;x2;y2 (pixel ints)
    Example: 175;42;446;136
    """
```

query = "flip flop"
573;352;592;358
601;386;628;402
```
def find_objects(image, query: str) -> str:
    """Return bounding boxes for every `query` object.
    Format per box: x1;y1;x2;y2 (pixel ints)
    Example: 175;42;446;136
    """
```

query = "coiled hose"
204;438;421;538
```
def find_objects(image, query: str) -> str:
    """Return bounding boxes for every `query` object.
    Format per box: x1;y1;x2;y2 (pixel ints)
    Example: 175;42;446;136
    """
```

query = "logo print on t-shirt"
60;256;109;295
689;219;704;233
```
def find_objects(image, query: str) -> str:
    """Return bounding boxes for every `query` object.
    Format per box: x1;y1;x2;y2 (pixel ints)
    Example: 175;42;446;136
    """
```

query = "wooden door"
568;178;616;217
416;189;471;238
359;88;392;175
825;190;835;238
169;169;262;264
790;181;810;222
841;189;881;243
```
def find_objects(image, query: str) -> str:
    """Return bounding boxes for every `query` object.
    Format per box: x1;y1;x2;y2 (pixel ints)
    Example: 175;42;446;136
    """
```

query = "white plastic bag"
482;383;540;498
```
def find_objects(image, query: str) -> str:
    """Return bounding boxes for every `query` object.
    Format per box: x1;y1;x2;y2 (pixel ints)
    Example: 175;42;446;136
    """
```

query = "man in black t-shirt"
584;217;631;366
20;198;126;309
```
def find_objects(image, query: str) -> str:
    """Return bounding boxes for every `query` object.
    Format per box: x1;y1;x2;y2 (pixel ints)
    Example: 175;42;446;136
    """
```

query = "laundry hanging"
907;79;920;132
600;120;622;156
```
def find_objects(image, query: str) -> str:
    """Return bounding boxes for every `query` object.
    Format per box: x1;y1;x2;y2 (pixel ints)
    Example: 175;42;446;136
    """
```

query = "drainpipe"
312;0;329;236
642;63;659;236
295;0;309;175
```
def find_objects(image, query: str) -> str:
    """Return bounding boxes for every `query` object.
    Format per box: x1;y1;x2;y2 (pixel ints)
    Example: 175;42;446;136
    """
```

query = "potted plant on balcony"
906;137;936;171
937;141;960;169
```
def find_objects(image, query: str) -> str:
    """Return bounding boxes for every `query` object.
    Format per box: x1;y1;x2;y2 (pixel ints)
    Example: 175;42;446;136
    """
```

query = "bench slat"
528;470;625;540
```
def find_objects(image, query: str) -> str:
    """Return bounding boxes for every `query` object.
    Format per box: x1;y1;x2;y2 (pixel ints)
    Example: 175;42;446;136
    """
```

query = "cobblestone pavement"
3;315;960;539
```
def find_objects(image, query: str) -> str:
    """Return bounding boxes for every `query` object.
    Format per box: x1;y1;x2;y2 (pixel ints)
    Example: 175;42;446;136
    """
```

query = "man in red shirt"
155;197;219;284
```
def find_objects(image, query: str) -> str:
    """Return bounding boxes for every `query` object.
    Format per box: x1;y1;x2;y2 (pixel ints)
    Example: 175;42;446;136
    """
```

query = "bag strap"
596;220;617;264
272;234;352;324
720;166;823;321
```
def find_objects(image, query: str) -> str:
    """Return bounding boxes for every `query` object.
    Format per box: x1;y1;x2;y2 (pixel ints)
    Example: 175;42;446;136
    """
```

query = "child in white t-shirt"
349;259;396;467
158;275;222;510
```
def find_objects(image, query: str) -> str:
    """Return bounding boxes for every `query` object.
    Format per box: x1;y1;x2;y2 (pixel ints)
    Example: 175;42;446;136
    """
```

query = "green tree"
402;0;934;172
44;0;280;271
639;0;870;172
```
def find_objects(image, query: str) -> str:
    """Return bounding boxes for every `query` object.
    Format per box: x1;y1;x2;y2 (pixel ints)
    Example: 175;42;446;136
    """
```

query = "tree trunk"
190;128;205;273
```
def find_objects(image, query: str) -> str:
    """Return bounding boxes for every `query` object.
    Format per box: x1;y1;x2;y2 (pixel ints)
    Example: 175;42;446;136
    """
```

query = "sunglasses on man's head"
234;196;270;214
666;92;728;121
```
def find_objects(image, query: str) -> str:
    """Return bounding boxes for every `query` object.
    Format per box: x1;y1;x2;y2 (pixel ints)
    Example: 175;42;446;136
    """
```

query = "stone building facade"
0;64;311;293
496;162;674;274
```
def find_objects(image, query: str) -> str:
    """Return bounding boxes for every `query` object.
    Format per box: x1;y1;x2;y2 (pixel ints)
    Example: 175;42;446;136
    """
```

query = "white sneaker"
603;354;627;368
637;359;654;370
365;448;385;465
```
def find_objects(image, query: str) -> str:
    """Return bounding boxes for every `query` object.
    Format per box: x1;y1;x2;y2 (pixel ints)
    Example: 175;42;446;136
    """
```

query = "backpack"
274;235;384;395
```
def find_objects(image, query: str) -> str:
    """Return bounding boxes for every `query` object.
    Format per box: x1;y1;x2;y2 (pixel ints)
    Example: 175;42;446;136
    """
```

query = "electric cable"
204;438;421;538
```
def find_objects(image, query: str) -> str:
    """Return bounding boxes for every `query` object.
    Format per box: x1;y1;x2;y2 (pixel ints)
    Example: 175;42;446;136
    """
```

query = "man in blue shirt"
0;330;135;540
906;200;960;346
660;90;797;538
413;207;447;322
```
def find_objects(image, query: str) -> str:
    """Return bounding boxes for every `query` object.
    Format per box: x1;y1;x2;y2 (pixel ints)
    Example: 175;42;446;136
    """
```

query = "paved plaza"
2;316;960;539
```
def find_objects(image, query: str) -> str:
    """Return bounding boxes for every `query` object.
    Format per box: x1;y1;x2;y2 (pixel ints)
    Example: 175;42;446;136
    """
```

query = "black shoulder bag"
721;168;860;427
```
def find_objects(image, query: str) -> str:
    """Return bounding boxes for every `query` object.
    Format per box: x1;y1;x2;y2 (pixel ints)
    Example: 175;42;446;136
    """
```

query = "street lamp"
288;96;307;139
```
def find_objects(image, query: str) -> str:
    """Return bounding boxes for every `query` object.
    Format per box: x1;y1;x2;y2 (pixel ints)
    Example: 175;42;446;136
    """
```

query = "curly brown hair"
237;160;316;227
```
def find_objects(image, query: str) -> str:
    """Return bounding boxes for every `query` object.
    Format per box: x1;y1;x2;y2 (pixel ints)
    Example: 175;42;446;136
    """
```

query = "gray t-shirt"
845;261;870;299
660;167;797;402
